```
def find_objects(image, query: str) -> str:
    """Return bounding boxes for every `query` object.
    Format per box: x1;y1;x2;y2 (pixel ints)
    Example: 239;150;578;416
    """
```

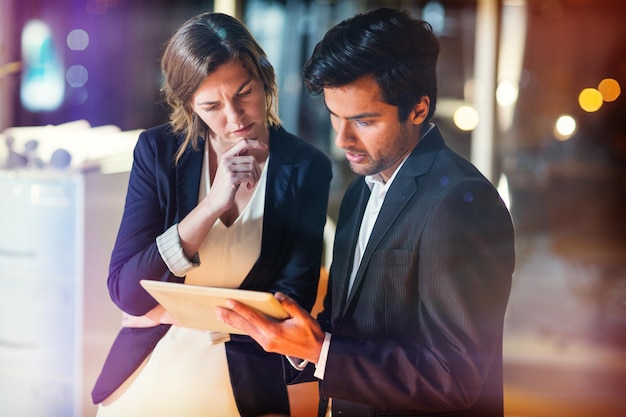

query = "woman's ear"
410;96;430;125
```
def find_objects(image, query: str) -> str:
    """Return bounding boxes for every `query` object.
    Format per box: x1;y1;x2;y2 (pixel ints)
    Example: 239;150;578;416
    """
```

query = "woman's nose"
224;102;244;123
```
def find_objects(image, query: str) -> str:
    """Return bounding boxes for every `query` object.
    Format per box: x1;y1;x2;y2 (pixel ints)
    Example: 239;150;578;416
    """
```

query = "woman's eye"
238;89;251;97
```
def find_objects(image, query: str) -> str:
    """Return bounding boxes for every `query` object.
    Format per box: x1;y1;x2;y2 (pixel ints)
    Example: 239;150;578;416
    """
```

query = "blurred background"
0;0;624;416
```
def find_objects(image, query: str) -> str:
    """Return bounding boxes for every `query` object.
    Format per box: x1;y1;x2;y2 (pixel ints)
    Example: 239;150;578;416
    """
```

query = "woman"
92;12;332;417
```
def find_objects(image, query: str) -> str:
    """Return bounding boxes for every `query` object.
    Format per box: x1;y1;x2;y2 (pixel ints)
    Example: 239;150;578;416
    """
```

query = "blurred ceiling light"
423;1;445;34
453;105;479;131
598;78;621;102
20;20;65;112
497;0;527;132
496;80;519;107
578;87;603;112
554;114;576;140
66;29;89;51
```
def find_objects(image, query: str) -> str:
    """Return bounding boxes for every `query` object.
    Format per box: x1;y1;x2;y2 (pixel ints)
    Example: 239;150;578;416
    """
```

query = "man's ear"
410;96;430;125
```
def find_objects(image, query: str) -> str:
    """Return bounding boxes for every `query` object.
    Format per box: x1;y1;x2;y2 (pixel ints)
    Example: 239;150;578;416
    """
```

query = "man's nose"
333;121;354;148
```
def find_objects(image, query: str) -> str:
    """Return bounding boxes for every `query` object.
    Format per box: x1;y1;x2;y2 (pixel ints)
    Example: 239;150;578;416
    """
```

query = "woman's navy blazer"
92;123;332;417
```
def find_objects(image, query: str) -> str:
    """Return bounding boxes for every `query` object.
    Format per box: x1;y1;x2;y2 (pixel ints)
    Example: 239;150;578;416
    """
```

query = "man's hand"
216;292;325;364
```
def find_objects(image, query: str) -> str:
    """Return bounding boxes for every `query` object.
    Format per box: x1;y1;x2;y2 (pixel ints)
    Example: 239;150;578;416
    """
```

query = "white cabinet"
0;170;126;417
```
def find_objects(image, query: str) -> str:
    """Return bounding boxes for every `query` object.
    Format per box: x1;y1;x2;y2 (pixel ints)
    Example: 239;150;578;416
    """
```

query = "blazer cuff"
156;224;198;277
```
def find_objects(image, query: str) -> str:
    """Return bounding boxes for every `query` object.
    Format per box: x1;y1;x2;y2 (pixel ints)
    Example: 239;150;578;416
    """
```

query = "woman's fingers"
220;139;265;189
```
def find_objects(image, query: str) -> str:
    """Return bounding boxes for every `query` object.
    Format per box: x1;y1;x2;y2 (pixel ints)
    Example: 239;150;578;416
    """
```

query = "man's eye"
356;120;371;127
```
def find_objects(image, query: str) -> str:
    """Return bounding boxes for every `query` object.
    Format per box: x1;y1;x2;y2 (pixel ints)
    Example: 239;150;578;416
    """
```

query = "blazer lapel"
176;139;204;221
242;127;295;289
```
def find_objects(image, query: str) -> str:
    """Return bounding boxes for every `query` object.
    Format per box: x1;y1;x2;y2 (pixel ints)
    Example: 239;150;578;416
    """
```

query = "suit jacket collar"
341;125;446;315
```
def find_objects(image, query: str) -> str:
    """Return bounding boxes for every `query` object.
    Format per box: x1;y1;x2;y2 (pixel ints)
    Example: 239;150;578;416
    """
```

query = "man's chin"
348;161;378;177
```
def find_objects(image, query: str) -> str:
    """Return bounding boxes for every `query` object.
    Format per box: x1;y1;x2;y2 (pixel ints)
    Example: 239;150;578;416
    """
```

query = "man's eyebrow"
324;103;381;120
196;78;253;106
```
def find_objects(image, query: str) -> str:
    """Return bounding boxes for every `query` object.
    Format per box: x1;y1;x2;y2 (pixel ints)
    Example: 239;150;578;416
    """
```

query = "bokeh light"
66;29;89;51
423;1;446;35
496;80;519;107
578;88;603;112
66;65;88;88
453;105;479;131
554;114;577;141
598;78;621;102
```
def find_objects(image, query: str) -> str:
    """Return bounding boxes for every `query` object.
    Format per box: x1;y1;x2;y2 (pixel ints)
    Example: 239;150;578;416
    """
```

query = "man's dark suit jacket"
91;123;332;417
291;126;515;417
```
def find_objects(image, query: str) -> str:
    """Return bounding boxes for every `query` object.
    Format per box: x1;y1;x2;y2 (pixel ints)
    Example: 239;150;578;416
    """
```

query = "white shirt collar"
364;123;435;192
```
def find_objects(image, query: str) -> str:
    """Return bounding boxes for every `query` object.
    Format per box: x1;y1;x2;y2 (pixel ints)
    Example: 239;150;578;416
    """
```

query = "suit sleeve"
320;180;515;411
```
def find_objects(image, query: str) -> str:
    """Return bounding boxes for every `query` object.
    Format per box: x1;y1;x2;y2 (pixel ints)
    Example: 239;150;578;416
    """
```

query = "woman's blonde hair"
161;12;280;164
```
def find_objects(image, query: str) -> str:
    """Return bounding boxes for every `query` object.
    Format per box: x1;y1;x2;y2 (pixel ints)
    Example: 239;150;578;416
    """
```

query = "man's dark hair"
303;8;440;121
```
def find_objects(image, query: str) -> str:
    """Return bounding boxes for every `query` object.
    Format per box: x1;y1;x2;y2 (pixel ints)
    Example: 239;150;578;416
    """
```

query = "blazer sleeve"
106;129;175;316
320;179;515;411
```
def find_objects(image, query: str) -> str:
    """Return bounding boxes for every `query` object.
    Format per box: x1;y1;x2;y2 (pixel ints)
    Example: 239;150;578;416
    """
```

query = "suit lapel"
342;175;418;313
340;126;446;316
333;181;370;317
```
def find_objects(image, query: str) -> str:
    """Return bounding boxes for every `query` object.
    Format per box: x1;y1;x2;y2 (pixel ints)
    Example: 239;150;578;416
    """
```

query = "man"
218;7;515;417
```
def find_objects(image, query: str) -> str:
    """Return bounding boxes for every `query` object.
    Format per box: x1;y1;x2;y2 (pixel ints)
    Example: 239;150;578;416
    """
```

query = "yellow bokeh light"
598;78;621;102
578;88;603;112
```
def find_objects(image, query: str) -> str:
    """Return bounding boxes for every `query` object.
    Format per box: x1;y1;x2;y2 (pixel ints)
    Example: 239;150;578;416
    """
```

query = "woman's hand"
208;138;268;214
177;138;268;258
121;305;179;328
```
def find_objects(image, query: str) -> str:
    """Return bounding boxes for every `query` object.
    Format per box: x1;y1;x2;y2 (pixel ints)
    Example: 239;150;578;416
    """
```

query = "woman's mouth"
232;123;254;136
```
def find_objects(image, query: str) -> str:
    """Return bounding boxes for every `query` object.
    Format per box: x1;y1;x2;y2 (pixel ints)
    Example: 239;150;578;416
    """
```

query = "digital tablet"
140;280;289;334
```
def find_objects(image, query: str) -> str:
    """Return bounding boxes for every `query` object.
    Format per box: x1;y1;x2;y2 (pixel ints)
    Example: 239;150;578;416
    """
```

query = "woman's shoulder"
134;123;184;152
138;123;178;143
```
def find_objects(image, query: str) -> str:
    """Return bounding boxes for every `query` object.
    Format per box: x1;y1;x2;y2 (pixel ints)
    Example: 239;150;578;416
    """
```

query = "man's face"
323;76;425;182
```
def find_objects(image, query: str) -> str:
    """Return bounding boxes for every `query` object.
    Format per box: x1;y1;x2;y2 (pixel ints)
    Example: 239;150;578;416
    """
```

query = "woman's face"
192;59;269;145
